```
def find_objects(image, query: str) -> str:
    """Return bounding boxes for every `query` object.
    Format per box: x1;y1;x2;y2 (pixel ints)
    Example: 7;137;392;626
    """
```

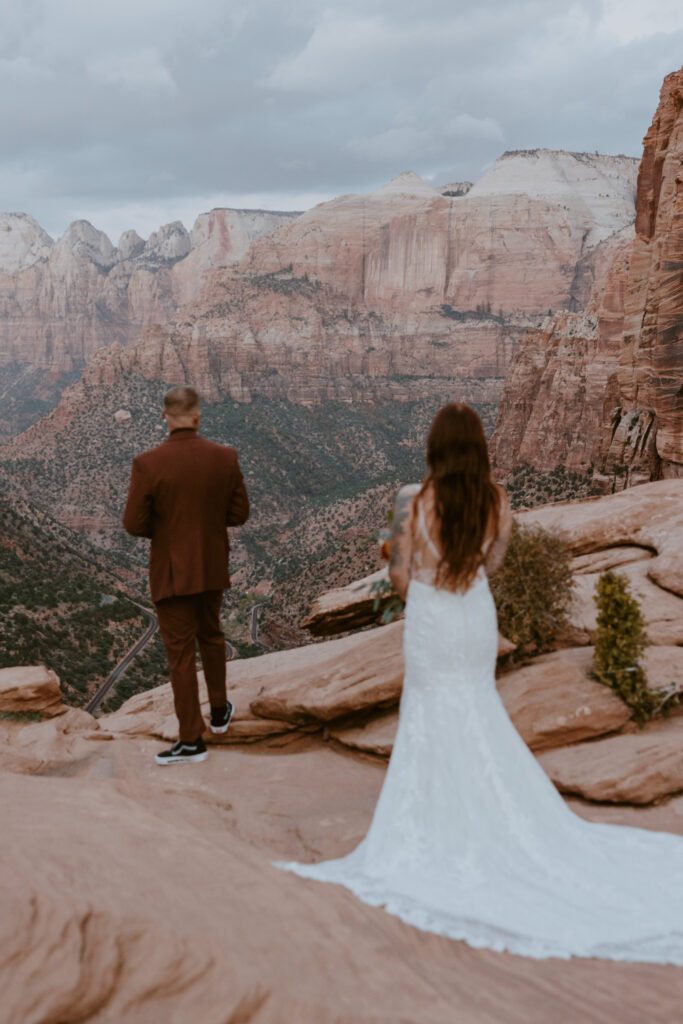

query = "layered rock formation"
596;68;683;485
106;479;683;802
490;68;683;488
490;228;633;474
0;207;299;379
1;151;638;442
242;156;637;316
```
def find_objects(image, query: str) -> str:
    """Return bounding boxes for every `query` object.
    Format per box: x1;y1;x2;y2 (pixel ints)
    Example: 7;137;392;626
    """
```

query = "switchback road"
249;603;270;652
85;604;158;715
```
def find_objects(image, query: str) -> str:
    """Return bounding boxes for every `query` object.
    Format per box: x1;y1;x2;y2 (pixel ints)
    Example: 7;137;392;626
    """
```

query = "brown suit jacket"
122;429;249;603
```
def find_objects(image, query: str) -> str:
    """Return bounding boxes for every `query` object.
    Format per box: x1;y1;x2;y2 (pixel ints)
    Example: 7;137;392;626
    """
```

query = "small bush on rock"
592;571;655;722
489;521;573;661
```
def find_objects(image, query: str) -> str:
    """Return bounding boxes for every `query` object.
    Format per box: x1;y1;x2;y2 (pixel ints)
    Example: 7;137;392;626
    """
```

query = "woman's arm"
388;484;419;601
483;485;513;576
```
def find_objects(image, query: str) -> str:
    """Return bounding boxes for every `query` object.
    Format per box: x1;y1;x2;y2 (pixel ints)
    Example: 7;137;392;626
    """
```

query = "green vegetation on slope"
0;499;166;703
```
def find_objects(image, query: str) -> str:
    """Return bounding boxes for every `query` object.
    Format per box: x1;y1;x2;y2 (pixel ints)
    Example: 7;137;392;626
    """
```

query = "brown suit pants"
155;590;227;742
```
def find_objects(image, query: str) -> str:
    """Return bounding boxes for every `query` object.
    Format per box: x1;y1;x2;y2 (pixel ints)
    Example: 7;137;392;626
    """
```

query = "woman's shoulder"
392;483;421;533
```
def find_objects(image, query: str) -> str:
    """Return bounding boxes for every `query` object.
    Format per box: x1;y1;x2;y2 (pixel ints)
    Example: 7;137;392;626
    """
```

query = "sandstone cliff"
241;156;637;317
490;69;683;488
0;152;637;442
595;68;683;486
490;226;633;475
0;208;299;375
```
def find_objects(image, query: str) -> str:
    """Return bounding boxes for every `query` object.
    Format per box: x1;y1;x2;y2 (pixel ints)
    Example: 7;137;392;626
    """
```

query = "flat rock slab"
497;648;632;751
0;665;66;719
332;711;399;756
301;567;391;636
250;621;406;723
540;714;683;804
105;669;297;743
6;762;683;1024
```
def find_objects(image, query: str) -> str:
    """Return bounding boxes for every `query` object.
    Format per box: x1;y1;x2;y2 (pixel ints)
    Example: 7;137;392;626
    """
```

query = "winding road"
85;601;255;716
249;603;271;652
85;604;158;715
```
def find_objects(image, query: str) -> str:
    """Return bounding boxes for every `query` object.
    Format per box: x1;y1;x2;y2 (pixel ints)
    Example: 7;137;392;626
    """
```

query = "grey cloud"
0;0;680;238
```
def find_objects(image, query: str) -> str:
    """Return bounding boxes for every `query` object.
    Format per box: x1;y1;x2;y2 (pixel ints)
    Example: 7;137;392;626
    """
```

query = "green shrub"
489;521;573;661
592;571;655;722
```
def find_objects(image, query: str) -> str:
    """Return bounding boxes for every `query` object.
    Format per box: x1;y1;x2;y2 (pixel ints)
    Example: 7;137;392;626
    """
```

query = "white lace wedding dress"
279;499;683;964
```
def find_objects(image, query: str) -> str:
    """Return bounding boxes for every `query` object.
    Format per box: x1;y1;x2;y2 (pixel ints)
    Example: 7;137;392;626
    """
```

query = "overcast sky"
1;0;682;242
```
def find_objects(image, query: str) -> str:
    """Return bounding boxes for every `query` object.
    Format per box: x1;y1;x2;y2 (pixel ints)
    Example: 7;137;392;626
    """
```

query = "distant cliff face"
0;153;638;443
0;208;299;377
490;69;683;490
242;157;637;317
0;154;638;380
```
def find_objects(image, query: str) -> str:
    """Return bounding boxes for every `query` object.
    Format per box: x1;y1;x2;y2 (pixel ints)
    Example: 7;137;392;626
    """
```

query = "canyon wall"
0;208;299;375
242;156;638;317
0;152;637;385
490;227;633;475
595;68;683;487
491;68;683;489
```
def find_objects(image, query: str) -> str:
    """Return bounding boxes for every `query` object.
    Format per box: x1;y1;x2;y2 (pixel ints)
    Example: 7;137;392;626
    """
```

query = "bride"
280;403;683;964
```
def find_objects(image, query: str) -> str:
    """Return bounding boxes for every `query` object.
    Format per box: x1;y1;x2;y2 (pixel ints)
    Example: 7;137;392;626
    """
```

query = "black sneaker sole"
209;702;235;735
155;750;208;766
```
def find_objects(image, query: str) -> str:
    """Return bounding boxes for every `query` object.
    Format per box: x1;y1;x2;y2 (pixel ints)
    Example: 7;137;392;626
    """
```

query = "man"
123;385;249;765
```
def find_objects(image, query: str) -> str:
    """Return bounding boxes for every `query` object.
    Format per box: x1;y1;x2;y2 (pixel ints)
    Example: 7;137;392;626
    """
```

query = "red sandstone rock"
0;665;65;718
540;714;683;805
4;742;683;1022
0;706;104;775
331;647;633;759
490;229;633;475
596;67;683;484
518;478;683;599
491;67;683;486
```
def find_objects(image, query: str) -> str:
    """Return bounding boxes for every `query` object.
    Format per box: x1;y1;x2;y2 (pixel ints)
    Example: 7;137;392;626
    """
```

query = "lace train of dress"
278;573;683;964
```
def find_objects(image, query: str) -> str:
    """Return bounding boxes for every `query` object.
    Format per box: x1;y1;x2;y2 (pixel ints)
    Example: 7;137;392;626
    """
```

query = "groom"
122;385;249;765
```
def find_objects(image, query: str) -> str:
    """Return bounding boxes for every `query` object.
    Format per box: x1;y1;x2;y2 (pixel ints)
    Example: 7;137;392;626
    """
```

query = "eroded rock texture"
489;228;633;475
596;68;683;487
1;154;638;444
490;67;683;488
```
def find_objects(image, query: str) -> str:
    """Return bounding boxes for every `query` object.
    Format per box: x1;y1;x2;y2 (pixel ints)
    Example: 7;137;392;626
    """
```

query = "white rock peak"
144;221;192;262
56;220;116;269
468;149;639;246
0;213;53;274
117;229;145;261
371;171;439;200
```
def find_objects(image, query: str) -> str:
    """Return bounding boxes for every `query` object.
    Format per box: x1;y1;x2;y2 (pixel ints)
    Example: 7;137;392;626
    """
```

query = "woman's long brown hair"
417;403;500;590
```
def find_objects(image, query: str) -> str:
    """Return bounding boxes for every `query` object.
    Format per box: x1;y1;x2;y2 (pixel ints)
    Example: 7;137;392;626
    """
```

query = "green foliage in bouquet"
592;571;656;722
370;577;405;625
489;521;573;661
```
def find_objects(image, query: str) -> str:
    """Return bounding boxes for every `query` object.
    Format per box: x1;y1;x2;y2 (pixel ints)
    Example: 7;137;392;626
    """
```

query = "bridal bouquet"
371;525;405;624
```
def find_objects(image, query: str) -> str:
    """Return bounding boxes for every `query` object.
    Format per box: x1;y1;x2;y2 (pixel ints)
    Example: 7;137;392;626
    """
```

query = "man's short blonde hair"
163;385;200;416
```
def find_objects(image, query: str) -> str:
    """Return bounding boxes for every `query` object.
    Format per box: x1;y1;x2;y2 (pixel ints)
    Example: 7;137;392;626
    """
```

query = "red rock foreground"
3;710;683;1023
2;480;683;1020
